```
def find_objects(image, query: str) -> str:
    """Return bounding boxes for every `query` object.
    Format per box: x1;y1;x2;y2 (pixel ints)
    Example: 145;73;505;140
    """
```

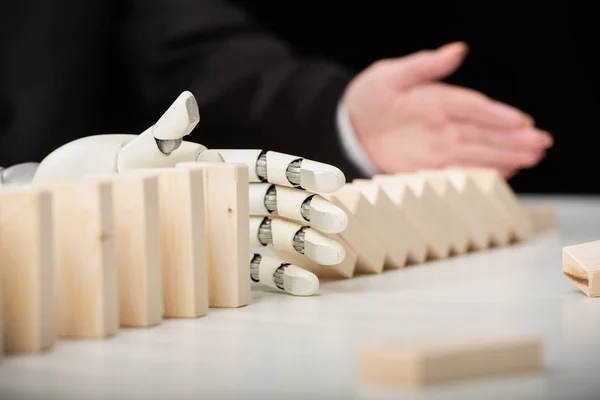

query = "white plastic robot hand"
0;91;348;297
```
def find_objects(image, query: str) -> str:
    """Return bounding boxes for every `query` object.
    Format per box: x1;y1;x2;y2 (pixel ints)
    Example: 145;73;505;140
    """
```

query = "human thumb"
386;42;469;89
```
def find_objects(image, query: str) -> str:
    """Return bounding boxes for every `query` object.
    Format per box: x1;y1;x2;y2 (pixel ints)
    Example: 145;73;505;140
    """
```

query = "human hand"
342;42;553;179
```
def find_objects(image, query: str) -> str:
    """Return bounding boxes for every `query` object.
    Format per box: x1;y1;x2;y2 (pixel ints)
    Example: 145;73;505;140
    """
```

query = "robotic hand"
0;91;349;297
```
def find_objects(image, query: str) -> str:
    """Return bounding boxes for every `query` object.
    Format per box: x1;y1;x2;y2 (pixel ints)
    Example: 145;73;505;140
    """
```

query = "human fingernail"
440;41;469;56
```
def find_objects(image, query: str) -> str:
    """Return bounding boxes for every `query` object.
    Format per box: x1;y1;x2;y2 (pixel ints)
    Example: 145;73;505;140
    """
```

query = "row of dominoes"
271;167;541;280
0;162;251;358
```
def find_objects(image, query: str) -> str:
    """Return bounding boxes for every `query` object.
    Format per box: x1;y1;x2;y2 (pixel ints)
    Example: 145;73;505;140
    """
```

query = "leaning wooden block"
90;174;163;327
359;334;542;387
439;169;511;246
131;167;209;317
417;171;489;251
322;193;386;274
459;168;533;242
340;184;410;268
526;205;557;233
38;179;118;339
563;240;600;297
0;187;55;352
177;162;251;309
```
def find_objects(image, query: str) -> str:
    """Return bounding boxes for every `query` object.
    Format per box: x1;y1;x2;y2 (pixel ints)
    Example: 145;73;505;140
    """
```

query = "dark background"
233;2;596;194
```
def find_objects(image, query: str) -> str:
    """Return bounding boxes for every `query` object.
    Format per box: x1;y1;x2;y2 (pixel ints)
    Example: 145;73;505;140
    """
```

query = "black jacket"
0;0;364;179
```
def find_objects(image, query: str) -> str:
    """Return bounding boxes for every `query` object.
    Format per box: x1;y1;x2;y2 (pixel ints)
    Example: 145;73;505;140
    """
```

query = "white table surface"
1;195;599;400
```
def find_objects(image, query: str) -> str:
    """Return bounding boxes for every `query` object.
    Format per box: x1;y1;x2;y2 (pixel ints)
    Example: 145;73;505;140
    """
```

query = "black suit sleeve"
122;0;366;180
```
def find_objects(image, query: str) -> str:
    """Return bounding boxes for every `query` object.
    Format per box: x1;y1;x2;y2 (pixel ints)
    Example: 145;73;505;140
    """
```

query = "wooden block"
0;187;55;352
272;236;358;280
94;174;163;327
39;179;118;339
338;184;410;268
526;205;557;233
459;168;533;242
417;171;489;251
563;240;600;297
359;334;542;387
440;169;511;246
177;162;250;308
131;167;209;317
322;193;385;274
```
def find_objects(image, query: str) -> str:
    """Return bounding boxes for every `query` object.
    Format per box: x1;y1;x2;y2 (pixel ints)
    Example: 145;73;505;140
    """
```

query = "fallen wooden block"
131;167;209;317
92;174;164;327
0;187;55;352
340;184;411;267
417;171;489;251
322;193;386;274
563;240;600;297
526;205;557;233
359;334;543;387
355;178;445;261
177;162;251;309
38;179;118;339
459;168;533;242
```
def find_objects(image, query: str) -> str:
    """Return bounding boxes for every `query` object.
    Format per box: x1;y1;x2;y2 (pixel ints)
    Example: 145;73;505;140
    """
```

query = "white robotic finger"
249;253;319;296
248;183;347;233
213;150;345;193
250;216;346;265
0;162;40;187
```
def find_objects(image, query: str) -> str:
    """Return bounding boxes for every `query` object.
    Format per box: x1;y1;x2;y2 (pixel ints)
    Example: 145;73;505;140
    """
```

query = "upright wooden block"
563;240;600;297
460;168;533;242
0;187;55;352
417;171;489;251
272;236;358;280
440;169;511;246
131;167;209;317
338;184;409;268
359;334;542;386
177;162;251;308
94;174;163;327
40;179;118;339
322;193;386;274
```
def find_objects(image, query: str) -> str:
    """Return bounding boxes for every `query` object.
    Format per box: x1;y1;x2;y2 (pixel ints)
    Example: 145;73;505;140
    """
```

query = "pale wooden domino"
322;193;386;274
417;171;489;251
37;179;118;339
458;168;533;242
338;184;409;268
438;169;511;246
0;187;55;352
563;240;600;297
526;205;557;233
177;162;251;308
359;334;542;386
272;236;358;280
130;167;209;317
92;174;163;327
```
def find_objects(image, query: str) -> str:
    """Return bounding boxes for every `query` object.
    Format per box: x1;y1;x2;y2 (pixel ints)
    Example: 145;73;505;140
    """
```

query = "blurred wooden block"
272;237;358;280
440;169;511;246
132;167;209;317
359;334;542;387
459;168;532;242
94;174;163;327
357;177;447;261
526;205;557;233
417;171;489;251
563;240;600;297
177;162;251;308
341;184;411;268
323;192;386;274
0;187;56;352
40;179;118;339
